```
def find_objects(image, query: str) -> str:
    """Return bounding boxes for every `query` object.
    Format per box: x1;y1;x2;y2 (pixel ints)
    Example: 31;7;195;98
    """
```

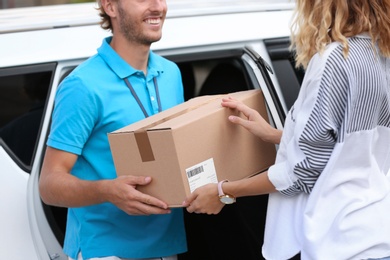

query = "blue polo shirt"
47;37;187;259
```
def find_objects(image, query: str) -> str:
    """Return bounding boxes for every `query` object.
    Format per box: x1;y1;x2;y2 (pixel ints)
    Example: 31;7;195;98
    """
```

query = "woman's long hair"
290;0;390;69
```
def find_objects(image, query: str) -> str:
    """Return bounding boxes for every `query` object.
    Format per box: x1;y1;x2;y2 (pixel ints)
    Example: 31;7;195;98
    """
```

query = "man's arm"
39;147;171;215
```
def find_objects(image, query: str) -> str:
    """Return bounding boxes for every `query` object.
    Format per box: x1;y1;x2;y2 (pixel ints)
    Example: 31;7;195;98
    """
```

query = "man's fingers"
128;175;152;185
124;201;171;216
144;197;152;205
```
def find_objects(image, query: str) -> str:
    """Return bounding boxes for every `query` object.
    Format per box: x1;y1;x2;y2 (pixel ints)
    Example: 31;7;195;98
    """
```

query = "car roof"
0;0;295;68
0;0;294;33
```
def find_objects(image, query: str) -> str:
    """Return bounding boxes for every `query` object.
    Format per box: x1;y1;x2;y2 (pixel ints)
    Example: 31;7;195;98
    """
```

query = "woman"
183;0;390;259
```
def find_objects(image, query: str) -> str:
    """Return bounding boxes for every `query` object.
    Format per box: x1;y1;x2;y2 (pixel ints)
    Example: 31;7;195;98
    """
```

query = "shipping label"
186;158;218;193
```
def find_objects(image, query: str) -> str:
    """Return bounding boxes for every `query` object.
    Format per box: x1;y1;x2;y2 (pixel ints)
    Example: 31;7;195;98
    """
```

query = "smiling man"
39;0;187;259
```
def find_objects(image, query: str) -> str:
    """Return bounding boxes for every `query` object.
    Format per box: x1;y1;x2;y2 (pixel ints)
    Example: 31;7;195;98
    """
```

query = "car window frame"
0;62;56;172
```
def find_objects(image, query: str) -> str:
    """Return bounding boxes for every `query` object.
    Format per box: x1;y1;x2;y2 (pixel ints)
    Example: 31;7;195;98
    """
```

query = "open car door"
241;46;286;131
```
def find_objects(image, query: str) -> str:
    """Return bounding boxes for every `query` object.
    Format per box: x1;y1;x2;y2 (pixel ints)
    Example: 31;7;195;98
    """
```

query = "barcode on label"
186;165;204;178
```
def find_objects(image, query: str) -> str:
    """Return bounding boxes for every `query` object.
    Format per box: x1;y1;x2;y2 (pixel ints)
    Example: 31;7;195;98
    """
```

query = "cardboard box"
108;89;276;207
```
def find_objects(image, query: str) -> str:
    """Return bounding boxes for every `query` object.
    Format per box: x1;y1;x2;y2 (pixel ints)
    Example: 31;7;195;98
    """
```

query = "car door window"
0;63;55;170
241;47;286;130
264;37;304;110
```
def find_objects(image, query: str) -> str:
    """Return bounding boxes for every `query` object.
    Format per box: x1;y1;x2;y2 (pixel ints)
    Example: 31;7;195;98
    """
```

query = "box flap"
110;90;261;135
153;89;260;130
110;94;223;134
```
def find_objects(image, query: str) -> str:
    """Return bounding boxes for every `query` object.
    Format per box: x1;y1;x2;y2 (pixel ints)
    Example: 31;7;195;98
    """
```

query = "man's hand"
40;147;171;215
106;175;171;215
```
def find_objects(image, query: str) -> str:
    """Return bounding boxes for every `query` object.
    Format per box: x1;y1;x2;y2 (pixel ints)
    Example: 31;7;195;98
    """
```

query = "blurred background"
1;0;291;9
1;0;92;9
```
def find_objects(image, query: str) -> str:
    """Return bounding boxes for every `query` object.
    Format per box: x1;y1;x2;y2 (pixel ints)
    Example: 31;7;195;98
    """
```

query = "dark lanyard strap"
124;77;162;118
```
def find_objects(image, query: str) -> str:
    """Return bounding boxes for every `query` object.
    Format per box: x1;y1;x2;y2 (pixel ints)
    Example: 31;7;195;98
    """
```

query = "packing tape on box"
134;95;224;162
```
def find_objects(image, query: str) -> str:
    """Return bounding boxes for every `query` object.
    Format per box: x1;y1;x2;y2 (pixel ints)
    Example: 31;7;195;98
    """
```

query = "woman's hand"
183;183;225;215
221;97;282;144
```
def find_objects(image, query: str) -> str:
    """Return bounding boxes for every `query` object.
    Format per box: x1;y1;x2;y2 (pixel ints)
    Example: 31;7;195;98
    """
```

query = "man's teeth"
146;19;160;24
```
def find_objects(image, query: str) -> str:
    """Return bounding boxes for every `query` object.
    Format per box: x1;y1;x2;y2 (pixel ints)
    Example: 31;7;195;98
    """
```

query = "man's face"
116;0;167;45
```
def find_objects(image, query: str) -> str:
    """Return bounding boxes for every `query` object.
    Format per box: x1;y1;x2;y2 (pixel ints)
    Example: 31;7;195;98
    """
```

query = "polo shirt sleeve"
47;74;98;155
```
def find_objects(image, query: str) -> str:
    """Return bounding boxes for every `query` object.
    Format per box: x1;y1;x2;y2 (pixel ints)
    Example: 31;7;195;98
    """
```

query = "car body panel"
0;1;294;67
0;147;39;259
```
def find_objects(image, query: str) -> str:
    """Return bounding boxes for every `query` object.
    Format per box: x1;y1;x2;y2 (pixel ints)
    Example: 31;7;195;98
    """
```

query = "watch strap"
218;179;228;197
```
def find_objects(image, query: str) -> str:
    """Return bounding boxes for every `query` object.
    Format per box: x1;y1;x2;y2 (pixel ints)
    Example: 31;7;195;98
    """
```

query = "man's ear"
101;0;117;18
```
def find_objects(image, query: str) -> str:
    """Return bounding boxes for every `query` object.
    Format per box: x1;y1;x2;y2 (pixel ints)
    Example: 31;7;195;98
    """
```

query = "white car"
0;1;302;259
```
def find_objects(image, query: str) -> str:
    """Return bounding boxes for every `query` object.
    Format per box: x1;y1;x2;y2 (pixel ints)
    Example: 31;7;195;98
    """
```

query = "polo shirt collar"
97;37;163;79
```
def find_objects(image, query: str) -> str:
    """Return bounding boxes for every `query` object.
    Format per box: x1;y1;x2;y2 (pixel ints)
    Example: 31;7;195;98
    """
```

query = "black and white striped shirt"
269;35;390;196
263;34;390;259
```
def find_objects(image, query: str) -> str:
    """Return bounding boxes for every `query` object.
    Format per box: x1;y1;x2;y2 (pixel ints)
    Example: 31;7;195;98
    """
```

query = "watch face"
220;195;235;204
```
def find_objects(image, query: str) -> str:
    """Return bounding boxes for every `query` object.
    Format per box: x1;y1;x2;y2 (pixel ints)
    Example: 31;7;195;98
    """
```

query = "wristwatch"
218;180;236;204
